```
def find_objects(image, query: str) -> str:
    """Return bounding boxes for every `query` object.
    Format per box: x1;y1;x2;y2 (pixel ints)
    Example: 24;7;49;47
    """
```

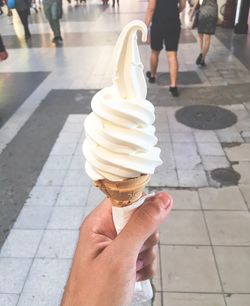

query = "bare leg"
167;51;178;87
198;33;203;54
202;34;211;59
150;50;160;77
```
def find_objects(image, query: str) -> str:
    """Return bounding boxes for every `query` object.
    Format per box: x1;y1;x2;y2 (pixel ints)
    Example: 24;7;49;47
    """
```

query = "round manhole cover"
175;105;237;130
211;167;241;186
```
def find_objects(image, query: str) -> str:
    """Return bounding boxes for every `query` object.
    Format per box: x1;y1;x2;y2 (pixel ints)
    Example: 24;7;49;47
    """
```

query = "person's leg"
198;33;203;53
195;33;203;65
112;0;115;7
150;50;160;77
167;51;178;88
16;9;31;38
50;1;62;41
202;34;211;59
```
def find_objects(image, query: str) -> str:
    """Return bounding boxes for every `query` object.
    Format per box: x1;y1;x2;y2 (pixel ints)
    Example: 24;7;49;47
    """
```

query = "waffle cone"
94;174;150;207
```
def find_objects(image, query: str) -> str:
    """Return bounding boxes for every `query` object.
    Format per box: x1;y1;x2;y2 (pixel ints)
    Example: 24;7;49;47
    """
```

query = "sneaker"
195;53;202;65
146;71;156;83
169;87;179;98
52;36;62;43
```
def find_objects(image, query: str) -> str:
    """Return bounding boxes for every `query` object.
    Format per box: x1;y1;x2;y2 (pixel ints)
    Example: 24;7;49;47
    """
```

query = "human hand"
0;51;8;61
61;192;172;306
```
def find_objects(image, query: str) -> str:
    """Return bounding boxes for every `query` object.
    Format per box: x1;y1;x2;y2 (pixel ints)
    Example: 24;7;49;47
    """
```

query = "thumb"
113;192;173;256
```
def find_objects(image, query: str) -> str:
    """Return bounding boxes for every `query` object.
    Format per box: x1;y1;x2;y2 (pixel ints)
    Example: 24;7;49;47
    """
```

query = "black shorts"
150;23;181;52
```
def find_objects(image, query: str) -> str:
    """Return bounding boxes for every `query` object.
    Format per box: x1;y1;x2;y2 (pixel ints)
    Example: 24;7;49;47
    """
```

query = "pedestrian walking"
15;0;32;40
43;0;63;44
190;0;218;66
145;0;186;98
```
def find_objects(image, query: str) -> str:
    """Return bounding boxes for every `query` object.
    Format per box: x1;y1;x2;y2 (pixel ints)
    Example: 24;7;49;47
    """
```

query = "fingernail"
156;193;172;209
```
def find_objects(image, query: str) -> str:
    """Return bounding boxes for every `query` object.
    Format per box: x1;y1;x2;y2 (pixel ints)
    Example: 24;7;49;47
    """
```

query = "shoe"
146;71;156;83
25;33;31;40
169;87;179;98
195;53;202;65
52;36;63;43
199;57;206;67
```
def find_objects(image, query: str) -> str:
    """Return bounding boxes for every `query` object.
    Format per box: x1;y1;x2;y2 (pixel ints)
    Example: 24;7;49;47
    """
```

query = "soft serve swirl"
83;20;162;181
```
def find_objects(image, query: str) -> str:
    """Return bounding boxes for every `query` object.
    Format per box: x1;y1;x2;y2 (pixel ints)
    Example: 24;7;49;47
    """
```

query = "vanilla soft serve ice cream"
83;20;162;182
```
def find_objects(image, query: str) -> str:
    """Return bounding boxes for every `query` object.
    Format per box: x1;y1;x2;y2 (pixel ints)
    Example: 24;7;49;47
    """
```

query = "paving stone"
153;292;161;306
224;143;250;161
161;246;221;292
25;186;60;206
69;155;85;170
197;142;225;156
0;230;43;258
158;142;176;170
50;143;77;156
163;293;226;306
225;294;250;306
56;132;81;144
36;230;78;259
17;259;71;306
36;169;67;186
160;211;209;245
86;186;106;207
156;132;171;143
233;162;250;184
0;258;32;294
43;156;72;170
150;169;179;187
198;186;247;210
171;132;195;143
14;207;53;230
60;122;84;134
47;206;86;230
194;131;219;143
74;142;84;156
152;247;161;291
239;184;250;209
216;127;244;143
63;170;91;187
201;155;230;171
165;189;201;210
241;130;250;142
205;211;250;245
214;246;250;293
173;143;202;170
0;294;19;306
56;186;89;206
177;170;208;187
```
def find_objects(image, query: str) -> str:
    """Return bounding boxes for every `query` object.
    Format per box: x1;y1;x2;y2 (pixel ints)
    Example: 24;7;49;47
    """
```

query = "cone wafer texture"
94;174;150;207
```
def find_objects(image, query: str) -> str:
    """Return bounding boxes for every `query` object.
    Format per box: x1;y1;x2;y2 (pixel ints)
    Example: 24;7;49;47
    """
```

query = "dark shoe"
25;33;31;40
169;87;179;98
196;53;202;65
52;36;62;43
146;71;156;83
67;0;71;3
199;57;206;67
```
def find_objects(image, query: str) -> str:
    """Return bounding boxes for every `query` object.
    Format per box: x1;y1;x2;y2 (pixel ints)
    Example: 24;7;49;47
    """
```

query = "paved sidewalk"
0;0;250;305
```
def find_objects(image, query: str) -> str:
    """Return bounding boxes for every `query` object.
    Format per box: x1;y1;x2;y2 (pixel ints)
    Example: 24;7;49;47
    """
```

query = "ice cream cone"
94;174;150;207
